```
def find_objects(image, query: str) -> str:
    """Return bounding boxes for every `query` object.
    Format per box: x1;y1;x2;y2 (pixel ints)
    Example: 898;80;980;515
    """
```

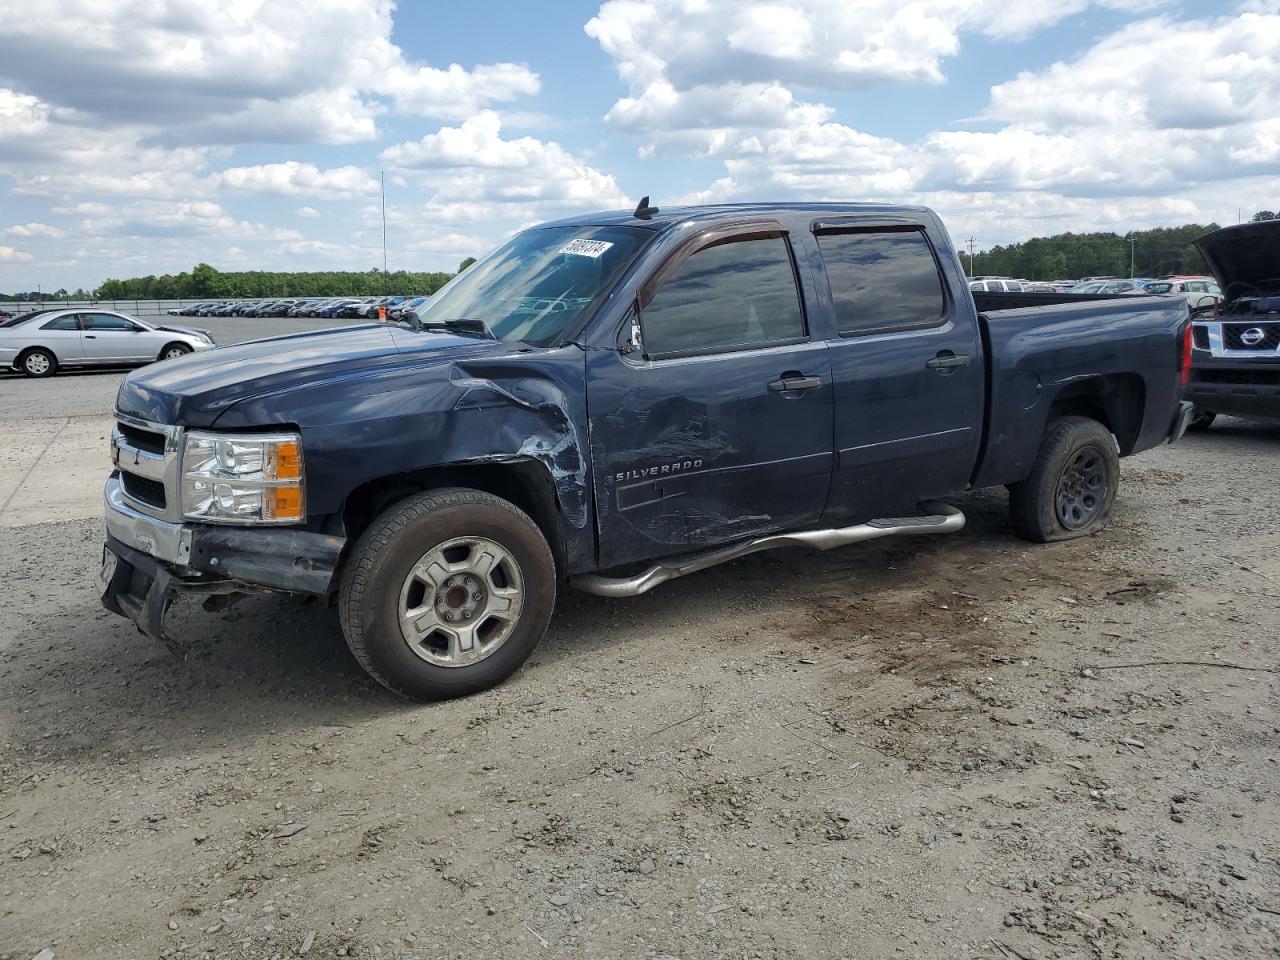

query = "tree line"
968;210;1275;281
87;263;458;301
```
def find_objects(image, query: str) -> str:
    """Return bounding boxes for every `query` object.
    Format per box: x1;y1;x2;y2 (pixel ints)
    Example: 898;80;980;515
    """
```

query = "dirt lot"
2;390;1279;958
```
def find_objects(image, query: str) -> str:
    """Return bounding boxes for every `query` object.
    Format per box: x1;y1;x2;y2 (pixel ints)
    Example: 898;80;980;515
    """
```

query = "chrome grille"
1223;322;1280;351
1194;321;1280;358
111;414;185;522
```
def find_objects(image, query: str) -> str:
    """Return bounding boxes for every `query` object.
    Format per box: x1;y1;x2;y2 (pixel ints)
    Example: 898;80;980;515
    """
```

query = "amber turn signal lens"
271;440;303;480
265;485;304;521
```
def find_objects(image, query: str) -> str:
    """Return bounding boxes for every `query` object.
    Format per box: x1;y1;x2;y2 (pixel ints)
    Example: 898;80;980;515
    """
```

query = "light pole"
1128;238;1136;279
380;170;388;296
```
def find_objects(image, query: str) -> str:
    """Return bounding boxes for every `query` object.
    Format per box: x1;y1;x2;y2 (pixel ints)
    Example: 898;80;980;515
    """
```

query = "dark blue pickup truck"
100;201;1193;699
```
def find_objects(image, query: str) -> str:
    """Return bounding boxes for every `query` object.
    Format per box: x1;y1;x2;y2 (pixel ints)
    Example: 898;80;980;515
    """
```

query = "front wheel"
339;488;556;700
1009;416;1120;543
159;343;192;361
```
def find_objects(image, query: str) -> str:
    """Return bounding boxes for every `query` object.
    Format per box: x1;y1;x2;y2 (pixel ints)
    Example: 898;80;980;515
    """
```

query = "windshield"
1145;282;1174;294
415;225;654;346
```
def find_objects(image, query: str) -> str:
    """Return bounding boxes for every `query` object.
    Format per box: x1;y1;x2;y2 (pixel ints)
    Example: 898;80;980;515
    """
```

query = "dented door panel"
586;340;834;569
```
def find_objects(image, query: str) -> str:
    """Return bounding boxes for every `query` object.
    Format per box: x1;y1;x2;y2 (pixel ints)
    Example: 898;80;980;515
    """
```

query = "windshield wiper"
413;317;497;340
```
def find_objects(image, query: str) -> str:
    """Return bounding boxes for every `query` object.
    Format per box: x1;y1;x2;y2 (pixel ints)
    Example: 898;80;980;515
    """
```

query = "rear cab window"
639;233;805;358
815;228;947;336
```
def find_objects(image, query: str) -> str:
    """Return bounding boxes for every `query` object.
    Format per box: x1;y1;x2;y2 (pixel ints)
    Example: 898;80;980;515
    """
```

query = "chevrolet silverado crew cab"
1184;219;1280;430
100;201;1194;700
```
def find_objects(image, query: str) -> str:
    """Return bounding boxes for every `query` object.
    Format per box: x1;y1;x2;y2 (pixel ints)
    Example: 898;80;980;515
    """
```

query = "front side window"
817;229;947;336
415;225;653;347
639;235;805;357
41;314;79;331
82;313;138;331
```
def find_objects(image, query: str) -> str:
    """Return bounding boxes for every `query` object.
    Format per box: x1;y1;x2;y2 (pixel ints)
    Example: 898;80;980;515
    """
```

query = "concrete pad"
0;414;114;526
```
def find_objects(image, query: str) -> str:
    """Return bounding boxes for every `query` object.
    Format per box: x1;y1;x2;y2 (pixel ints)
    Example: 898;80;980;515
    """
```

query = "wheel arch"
16;344;59;372
1045;373;1145;454
339;458;568;580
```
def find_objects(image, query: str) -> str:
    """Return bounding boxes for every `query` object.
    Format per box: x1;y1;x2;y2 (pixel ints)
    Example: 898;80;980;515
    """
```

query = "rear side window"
641;235;804;357
817;230;946;335
41;314;79;331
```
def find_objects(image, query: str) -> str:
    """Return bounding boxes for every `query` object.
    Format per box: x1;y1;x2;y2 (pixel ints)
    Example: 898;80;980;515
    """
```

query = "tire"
1009;416;1120;543
19;348;57;378
158;343;193;361
339;488;556;701
1186;409;1216;432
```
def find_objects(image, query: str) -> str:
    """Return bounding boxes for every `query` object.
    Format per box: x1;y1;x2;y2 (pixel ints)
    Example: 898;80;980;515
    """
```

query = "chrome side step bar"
571;501;965;599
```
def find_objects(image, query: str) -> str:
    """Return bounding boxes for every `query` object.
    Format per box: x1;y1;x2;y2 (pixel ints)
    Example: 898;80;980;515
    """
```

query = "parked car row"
967;274;1223;312
168;295;419;319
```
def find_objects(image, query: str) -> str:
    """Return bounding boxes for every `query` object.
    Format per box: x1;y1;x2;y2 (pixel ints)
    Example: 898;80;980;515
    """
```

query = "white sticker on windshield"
559;238;614;258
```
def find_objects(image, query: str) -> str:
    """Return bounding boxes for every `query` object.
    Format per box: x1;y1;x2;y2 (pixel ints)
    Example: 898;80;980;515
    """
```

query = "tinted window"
41;314;79;331
640;235;804;357
82;313;138;331
968;281;984;291
817;230;946;335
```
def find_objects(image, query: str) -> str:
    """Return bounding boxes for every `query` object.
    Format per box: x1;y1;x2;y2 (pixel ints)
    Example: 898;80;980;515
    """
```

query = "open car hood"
1193;220;1280;301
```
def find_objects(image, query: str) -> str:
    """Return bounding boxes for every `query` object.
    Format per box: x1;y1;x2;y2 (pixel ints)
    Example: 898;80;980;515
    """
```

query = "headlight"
181;431;305;524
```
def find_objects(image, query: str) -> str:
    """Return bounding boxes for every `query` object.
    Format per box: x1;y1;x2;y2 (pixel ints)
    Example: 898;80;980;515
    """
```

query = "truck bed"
971;295;1189;490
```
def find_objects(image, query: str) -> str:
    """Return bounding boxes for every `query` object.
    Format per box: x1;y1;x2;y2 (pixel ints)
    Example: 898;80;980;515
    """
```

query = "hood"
153;323;209;338
1193;220;1280;300
115;322;515;426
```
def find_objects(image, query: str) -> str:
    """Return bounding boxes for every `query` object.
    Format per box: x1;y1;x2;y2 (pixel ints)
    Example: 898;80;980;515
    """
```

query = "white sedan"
0;307;216;378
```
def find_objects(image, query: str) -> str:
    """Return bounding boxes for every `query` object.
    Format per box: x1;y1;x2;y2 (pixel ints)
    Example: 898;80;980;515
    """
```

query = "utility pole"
965;237;976;277
1128;238;1136;279
380;170;388;296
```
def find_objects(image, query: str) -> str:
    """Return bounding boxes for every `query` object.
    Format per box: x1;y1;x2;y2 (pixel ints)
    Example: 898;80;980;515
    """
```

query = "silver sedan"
0;308;216;378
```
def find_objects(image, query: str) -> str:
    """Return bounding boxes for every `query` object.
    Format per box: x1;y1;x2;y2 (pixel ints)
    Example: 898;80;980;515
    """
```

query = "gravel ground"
1;395;1278;958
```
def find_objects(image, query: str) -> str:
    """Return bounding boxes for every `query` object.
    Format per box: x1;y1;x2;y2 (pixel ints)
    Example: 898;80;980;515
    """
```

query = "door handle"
925;353;969;370
84;335;97;339
768;375;822;393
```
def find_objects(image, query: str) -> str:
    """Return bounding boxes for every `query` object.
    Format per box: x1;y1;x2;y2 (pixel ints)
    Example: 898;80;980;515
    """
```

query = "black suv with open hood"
1185;220;1280;429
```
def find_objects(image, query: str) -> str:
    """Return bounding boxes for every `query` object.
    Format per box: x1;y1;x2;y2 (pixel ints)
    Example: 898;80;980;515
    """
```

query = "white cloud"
0;245;33;262
0;0;541;144
589;4;1280;246
4;222;64;238
381;111;629;209
296;206;321;219
216;162;377;198
585;0;1165;102
986;13;1280;131
380;62;540;120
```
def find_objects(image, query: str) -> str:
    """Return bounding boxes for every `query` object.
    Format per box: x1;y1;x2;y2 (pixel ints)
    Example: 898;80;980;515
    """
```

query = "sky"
0;0;1277;291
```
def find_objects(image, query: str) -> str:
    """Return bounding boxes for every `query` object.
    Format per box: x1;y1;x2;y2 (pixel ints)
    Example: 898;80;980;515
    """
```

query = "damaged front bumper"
100;474;345;655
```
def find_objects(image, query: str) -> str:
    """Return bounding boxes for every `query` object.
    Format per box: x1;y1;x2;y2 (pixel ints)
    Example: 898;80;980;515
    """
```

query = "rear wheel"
159;343;192;361
19;348;57;378
1186;409;1216;432
339;488;556;701
1010;416;1119;543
